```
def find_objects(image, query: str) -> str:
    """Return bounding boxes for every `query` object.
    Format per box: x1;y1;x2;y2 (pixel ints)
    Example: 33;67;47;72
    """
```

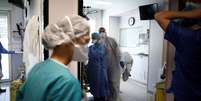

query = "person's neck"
51;55;71;66
95;42;101;45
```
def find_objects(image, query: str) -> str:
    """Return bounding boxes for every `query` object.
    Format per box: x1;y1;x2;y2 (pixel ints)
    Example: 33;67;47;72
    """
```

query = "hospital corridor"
0;0;201;101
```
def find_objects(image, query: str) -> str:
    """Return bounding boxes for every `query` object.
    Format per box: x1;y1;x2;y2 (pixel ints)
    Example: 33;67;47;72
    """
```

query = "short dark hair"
99;27;106;33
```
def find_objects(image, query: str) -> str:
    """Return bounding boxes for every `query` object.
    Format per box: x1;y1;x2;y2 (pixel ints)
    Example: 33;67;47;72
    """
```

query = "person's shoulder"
28;60;47;74
29;59;69;78
89;45;93;48
166;20;174;29
89;45;95;51
107;36;118;46
57;72;80;87
167;21;184;31
107;36;114;40
106;37;114;43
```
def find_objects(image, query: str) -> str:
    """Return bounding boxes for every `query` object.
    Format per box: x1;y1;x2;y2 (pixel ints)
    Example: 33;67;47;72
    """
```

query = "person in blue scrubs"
0;41;14;93
155;7;201;101
16;15;90;101
87;32;109;101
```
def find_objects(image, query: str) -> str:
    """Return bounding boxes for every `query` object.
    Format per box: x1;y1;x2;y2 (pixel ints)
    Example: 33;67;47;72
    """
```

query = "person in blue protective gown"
0;41;15;93
87;32;109;101
155;6;201;101
99;27;121;101
16;15;90;101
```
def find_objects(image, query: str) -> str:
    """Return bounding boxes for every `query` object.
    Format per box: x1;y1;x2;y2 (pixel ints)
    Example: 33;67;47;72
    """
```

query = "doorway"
83;0;149;101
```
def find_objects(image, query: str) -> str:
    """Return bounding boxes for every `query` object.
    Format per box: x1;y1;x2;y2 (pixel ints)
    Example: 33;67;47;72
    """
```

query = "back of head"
92;32;100;40
99;27;106;33
42;15;90;49
70;15;90;45
42;15;90;62
98;27;107;39
91;32;101;44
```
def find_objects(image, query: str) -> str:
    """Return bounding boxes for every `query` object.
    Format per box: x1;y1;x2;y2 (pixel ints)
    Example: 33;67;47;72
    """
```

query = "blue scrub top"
16;59;81;101
165;21;201;98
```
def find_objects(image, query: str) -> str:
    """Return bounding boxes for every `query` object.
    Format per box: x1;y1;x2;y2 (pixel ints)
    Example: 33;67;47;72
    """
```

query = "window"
0;12;10;80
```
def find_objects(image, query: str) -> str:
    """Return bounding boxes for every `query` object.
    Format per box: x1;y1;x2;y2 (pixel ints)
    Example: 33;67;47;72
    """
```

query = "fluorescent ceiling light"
94;1;112;5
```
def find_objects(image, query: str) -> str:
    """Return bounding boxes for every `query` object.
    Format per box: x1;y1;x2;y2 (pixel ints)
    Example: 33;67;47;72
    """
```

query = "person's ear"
75;31;90;45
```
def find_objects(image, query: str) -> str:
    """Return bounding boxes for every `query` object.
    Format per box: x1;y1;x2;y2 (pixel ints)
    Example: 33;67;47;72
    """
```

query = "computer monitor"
139;3;158;20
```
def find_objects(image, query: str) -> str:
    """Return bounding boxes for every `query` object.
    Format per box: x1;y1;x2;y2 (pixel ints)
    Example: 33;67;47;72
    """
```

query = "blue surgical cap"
91;32;100;40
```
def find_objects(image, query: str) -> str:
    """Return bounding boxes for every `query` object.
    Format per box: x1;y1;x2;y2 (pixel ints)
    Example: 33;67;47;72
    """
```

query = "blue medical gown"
87;44;109;97
16;59;81;101
165;21;201;100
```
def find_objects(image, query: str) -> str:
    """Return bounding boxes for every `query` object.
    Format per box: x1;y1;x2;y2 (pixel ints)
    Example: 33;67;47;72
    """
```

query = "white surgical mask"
72;45;88;62
92;39;98;44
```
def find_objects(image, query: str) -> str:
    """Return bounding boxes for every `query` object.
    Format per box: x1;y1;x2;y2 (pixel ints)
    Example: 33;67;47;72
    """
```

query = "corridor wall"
49;0;79;77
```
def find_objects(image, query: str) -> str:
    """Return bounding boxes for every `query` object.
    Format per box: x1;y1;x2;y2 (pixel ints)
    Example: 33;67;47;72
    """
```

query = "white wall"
147;0;168;94
102;0;150;34
147;20;164;93
49;0;78;77
109;17;120;43
49;0;78;24
102;0;167;93
87;9;103;32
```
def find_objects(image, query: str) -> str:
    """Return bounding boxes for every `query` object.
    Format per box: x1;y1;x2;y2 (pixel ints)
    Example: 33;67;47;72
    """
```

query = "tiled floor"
86;78;147;101
120;79;147;101
0;79;147;101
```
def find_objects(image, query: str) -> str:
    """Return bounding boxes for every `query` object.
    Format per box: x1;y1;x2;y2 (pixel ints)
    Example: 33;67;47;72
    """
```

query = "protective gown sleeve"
0;42;15;54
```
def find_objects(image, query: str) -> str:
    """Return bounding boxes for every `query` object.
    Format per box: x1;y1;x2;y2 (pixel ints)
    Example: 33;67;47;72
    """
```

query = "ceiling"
83;0;150;11
83;0;122;10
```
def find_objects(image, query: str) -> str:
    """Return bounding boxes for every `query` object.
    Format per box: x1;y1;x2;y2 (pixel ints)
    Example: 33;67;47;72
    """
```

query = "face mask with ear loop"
70;36;89;62
70;22;90;62
47;33;89;62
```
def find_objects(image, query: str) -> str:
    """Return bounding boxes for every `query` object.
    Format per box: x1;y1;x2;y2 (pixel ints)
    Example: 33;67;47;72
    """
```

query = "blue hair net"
91;32;100;40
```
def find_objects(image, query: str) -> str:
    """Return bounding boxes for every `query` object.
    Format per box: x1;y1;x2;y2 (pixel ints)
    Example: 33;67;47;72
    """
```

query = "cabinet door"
131;55;148;84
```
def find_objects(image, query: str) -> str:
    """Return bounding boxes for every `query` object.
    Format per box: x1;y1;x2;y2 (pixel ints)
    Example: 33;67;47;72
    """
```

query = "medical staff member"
99;27;121;101
87;32;109;101
155;7;201;101
16;15;90;101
